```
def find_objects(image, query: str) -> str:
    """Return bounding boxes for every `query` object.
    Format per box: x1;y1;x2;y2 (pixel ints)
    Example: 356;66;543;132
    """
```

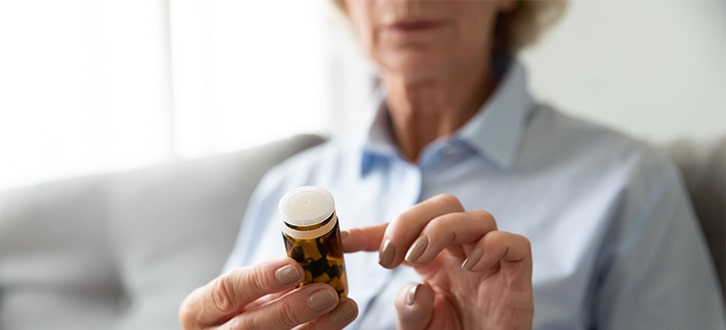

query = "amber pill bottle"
279;186;348;297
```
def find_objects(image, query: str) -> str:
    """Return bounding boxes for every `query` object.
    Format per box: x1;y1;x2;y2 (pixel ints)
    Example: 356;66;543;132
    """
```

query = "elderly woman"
179;0;725;329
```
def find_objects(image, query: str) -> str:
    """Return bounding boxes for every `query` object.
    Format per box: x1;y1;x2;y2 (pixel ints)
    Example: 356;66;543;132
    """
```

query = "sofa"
0;134;723;329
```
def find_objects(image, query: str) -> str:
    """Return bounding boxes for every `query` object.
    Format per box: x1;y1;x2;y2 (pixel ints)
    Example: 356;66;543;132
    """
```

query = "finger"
179;258;303;327
462;231;532;287
222;284;339;330
404;209;497;265
299;298;358;329
395;282;435;330
341;223;387;253
380;194;464;268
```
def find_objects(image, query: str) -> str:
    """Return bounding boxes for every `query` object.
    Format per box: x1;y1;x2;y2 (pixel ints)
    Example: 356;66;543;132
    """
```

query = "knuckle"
276;299;305;328
426;214;452;234
434;193;460;208
483;230;505;247
422;215;457;245
518;234;532;250
471;208;493;220
248;267;271;295
490;230;507;241
262;299;307;329
471;209;497;228
212;277;234;313
394;212;415;227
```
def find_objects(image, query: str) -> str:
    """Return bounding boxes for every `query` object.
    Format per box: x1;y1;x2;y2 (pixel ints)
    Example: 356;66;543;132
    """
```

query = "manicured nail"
379;239;396;267
307;289;338;312
461;247;483;271
329;299;356;325
405;235;429;264
274;264;301;285
340;230;349;239
406;283;421;306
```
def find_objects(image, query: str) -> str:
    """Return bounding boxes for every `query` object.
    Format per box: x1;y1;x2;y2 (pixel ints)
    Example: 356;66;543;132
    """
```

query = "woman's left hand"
342;194;533;330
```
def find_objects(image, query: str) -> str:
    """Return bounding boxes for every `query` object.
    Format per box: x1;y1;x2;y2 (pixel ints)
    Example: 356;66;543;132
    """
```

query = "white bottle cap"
279;186;337;239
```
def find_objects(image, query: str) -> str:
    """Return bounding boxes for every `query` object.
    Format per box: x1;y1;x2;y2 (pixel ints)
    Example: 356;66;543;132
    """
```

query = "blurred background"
0;0;724;190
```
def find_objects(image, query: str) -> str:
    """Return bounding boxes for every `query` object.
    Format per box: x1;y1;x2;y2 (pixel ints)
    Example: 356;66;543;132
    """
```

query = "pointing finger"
341;223;387;253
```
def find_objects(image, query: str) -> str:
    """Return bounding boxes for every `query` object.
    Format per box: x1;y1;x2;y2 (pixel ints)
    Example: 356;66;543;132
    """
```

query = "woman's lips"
384;19;446;33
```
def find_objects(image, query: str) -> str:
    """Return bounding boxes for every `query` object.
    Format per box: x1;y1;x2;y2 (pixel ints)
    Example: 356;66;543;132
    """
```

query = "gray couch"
0;134;723;330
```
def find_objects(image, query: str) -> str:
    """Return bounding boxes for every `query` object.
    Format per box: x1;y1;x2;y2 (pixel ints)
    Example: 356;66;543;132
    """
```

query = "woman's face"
342;0;513;80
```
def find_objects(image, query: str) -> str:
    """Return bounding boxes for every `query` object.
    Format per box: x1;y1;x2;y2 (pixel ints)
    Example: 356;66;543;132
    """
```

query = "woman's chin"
378;54;450;82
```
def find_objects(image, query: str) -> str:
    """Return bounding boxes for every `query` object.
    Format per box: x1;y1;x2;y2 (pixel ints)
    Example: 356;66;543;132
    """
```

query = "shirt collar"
357;59;535;175
358;97;397;176
457;60;534;170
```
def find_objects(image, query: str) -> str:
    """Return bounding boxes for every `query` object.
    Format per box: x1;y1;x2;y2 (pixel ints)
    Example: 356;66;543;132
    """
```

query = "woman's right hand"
179;258;358;330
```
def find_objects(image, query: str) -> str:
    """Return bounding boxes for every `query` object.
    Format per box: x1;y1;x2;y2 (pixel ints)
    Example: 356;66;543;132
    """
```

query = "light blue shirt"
224;61;725;329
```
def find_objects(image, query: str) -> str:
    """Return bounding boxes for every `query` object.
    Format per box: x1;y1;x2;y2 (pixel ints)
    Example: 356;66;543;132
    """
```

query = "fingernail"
274;264;301;285
406;283;421;306
329;299;356;325
405;235;429;264
461;247;483;271
340;230;349;239
379;239;395;267
307;289;338;312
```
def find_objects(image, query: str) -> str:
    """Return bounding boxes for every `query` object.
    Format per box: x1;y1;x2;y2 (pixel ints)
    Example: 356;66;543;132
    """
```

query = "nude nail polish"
307;289;337;312
274;264;301;285
329;300;356;325
379;239;395;267
405;235;429;264
461;247;483;271
406;283;421;306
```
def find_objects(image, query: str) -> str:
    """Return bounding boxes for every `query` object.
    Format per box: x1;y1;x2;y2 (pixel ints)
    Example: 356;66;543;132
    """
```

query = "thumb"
395;282;434;330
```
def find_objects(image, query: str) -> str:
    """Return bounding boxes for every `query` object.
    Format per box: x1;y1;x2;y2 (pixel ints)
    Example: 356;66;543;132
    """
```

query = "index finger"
179;258;303;327
342;223;388;253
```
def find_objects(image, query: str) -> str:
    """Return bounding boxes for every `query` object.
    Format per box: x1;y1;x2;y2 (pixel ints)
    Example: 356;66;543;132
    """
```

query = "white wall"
520;0;726;142
0;0;330;190
329;0;726;143
169;0;330;158
0;0;174;189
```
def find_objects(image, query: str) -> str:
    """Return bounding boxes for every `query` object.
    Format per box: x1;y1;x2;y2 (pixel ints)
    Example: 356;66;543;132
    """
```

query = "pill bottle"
279;186;348;297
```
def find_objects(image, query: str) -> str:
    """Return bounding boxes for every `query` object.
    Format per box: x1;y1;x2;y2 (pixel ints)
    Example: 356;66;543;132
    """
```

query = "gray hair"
495;1;568;54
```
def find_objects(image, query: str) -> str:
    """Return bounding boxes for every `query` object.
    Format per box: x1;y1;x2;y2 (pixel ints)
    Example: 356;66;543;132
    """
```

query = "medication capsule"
279;186;349;297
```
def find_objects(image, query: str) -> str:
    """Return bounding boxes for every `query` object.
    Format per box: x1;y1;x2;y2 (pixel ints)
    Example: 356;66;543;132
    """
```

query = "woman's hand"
343;194;533;330
178;258;358;330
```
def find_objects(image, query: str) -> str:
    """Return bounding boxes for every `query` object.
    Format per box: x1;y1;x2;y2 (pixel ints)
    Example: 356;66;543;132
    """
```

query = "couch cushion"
0;134;324;330
0;176;124;330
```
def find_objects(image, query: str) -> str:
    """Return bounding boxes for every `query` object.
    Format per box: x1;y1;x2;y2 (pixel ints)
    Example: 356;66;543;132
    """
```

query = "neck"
382;60;497;163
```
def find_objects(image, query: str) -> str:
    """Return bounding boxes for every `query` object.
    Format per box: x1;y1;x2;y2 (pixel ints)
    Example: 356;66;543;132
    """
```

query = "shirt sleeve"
593;161;725;329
